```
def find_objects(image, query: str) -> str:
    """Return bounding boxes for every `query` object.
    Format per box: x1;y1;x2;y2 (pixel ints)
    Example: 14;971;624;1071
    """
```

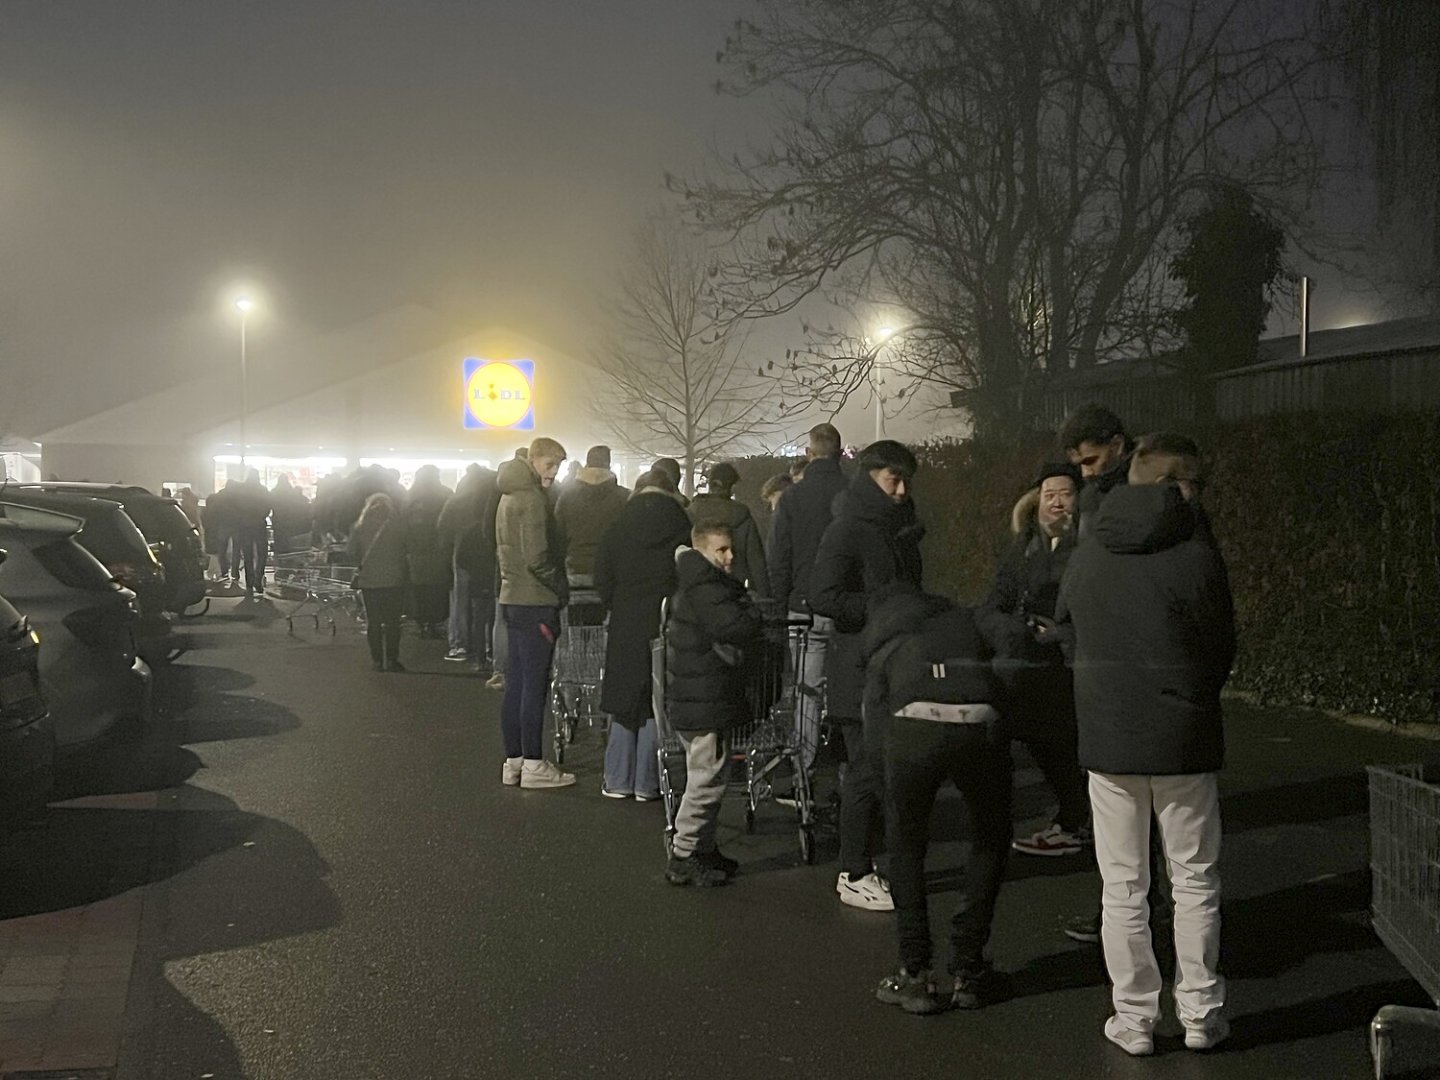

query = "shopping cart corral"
267;547;362;635
1366;764;1440;1079
550;590;607;764
652;601;819;865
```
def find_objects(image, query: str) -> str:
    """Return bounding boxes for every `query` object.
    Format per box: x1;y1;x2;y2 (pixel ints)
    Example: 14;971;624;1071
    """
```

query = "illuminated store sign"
463;358;534;430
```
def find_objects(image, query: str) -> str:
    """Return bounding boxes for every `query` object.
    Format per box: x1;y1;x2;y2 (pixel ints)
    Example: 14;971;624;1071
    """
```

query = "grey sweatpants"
672;731;730;858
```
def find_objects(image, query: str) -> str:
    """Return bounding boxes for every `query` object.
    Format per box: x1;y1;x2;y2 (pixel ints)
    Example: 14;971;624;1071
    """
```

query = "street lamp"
871;326;896;442
235;297;254;470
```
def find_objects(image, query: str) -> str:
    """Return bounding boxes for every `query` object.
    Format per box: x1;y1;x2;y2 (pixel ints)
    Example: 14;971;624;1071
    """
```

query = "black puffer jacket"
767;455;848;610
664;548;764;733
809;474;925;720
861;592;1001;723
1060;484;1236;775
1076;453;1131;542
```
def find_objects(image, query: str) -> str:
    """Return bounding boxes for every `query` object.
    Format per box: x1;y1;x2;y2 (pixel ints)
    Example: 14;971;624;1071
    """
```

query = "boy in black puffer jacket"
863;587;1013;1016
664;522;764;887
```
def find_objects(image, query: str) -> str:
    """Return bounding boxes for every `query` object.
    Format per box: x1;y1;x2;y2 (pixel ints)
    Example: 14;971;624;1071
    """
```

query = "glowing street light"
869;325;901;441
235;296;255;469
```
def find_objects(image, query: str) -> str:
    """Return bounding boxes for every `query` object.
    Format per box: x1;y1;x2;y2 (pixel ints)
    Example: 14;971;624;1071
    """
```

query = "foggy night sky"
0;1;762;436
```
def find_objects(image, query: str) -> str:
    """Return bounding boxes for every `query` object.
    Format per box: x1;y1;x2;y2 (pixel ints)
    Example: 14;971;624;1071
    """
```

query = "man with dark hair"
1059;404;1133;539
651;457;690;505
556;444;628;592
1060;432;1234;1055
688;462;768;595
978;462;1090;857
768;422;850;771
811;439;924;912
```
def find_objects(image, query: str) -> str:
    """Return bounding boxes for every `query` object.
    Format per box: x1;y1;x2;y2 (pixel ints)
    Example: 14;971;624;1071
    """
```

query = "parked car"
0;503;152;749
11;483;207;613
0;486;170;646
0;577;53;821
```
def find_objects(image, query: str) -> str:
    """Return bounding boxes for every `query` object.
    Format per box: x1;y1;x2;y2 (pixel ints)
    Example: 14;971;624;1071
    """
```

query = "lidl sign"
463;358;535;430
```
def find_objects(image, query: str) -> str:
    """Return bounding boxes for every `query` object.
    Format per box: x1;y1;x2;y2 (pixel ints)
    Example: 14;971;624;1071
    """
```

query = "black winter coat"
975;514;1079;739
596;489;693;726
1059;484;1236;775
687;493;769;597
1076;454;1130;542
556;469;628;579
767;455;849;610
809;474;925;720
664;549;764;733
861;593;1001;724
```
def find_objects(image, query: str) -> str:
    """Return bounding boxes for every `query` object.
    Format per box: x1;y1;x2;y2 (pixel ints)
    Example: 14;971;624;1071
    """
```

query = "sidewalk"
0;792;157;1077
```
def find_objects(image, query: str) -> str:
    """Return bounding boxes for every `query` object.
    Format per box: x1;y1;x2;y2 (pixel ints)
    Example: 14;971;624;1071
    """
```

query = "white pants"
1089;771;1224;1033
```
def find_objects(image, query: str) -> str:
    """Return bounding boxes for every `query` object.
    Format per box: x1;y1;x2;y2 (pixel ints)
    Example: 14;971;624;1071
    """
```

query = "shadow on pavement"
1222;869;1378;979
1221;772;1368;834
1228;979;1434;1053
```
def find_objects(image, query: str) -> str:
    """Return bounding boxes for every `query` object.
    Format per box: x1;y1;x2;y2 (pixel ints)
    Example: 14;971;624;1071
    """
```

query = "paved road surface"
3;597;1438;1079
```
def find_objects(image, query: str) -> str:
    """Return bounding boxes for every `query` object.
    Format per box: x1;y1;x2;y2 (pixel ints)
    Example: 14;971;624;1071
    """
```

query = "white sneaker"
520;759;576;789
502;757;522;786
1104;1015;1154;1056
1184;1016;1230;1051
836;871;895;911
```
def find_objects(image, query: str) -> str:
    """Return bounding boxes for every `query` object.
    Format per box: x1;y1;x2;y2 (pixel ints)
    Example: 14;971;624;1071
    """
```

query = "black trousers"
1010;668;1088;832
838;717;886;879
885;714;1012;978
237;526;267;593
361;587;404;664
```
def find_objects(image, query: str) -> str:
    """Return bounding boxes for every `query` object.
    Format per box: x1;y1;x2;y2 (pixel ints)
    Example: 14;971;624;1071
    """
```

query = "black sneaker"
386;660;407;673
1063;912;1101;943
875;968;950;1015
666;856;729;888
696;849;739;878
951;969;1011;1010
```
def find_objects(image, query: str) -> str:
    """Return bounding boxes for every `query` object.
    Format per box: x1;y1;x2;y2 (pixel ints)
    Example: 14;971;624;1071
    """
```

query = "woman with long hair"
347;492;410;672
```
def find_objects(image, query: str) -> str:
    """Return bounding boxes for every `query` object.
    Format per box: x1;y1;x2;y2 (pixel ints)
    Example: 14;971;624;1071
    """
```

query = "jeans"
361;587;404;665
838;716;886;879
216;530;239;580
493;605;510;675
237;526;267;593
1089;771;1224;1033
603;716;659;797
447;567;493;659
500;604;558;760
791;612;831;770
885;714;1012;977
672;731;729;858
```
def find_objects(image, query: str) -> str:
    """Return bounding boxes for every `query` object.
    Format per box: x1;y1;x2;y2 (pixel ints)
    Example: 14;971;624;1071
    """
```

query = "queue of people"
247;406;1234;1056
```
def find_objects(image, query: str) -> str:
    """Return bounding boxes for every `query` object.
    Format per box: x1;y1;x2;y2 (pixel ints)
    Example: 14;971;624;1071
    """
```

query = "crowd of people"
210;401;1234;1056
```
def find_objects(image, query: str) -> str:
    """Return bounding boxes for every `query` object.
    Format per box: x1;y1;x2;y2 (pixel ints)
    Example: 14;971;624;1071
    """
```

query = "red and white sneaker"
1012;823;1092;857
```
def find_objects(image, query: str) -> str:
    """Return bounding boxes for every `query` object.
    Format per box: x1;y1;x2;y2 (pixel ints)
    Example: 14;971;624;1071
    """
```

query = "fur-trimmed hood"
577;466;617;487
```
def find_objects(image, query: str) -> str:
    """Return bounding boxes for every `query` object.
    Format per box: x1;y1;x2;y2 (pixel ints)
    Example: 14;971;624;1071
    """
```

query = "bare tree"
589;221;800;494
679;0;1325;434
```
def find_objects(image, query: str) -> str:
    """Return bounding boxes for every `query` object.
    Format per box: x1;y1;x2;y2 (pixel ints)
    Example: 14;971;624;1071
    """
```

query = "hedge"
728;412;1440;724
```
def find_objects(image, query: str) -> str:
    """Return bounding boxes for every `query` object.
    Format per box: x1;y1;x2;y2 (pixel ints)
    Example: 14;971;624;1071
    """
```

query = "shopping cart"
652;599;819;864
1366;764;1440;1079
550;589;607;764
267;547;362;635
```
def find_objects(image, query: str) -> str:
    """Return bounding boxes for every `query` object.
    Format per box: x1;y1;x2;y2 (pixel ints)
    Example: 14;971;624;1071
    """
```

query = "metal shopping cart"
267;547;363;635
549;589;607;764
652;598;819;864
1366;764;1440;1079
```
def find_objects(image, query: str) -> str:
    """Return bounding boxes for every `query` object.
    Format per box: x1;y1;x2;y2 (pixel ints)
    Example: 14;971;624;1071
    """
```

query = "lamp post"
872;326;895;442
235;297;254;470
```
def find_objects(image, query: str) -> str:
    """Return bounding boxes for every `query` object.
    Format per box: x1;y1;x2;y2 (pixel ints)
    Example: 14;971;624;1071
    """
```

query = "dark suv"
11;483;207;613
0;503;152;749
0;578;53;821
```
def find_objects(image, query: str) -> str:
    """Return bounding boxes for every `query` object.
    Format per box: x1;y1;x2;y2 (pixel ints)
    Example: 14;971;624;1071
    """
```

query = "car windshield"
121;498;196;544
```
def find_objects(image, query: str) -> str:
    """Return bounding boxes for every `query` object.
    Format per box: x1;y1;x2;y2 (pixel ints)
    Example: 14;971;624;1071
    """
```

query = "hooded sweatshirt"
1060;483;1236;775
494;458;567;607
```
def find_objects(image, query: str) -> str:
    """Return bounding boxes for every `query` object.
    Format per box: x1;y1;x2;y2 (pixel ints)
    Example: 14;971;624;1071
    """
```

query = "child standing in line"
663;523;764;887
